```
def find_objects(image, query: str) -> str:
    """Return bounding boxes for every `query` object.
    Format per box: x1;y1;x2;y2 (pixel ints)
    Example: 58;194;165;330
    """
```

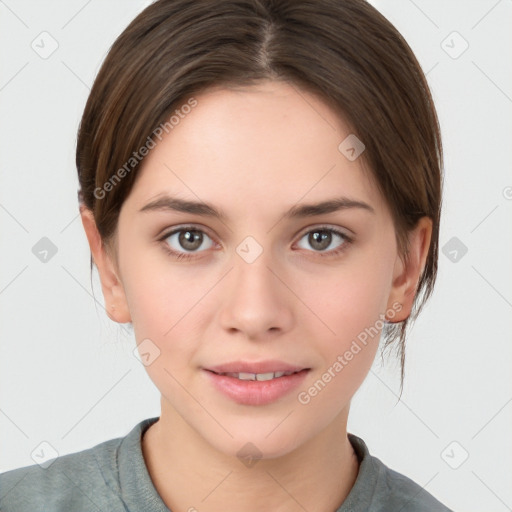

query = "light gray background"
1;1;511;511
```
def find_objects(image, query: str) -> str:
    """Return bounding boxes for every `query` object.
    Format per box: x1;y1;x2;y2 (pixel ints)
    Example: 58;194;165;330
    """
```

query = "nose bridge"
233;241;276;295
218;236;294;337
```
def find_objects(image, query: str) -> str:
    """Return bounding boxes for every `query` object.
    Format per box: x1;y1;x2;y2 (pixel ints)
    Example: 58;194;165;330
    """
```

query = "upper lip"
205;360;309;374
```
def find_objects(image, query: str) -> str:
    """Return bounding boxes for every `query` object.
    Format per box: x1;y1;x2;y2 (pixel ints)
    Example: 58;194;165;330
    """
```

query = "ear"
80;207;131;324
386;217;433;322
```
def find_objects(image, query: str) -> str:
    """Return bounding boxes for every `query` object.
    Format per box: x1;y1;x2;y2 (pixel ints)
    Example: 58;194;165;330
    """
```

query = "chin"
201;417;308;461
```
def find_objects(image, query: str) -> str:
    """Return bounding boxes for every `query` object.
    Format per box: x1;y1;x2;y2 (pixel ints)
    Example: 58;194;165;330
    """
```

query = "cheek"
306;247;395;343
123;263;205;396
125;272;204;344
296;242;395;397
120;247;218;368
294;273;390;424
119;239;199;333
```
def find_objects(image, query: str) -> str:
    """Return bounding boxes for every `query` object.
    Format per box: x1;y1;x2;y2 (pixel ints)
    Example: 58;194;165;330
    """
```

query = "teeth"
219;370;298;380
256;372;276;381
239;372;258;380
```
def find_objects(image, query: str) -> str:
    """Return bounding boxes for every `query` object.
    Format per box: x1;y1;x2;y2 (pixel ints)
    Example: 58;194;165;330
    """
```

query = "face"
90;80;416;459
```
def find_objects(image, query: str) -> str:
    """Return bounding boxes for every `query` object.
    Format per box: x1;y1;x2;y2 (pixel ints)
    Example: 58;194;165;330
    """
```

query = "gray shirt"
0;416;452;511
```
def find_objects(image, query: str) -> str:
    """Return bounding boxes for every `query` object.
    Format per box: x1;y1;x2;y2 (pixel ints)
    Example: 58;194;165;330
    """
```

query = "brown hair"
76;0;443;395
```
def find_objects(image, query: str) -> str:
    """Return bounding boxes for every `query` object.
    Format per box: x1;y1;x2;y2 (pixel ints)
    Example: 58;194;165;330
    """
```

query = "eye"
159;225;352;261
162;226;215;256
295;227;352;256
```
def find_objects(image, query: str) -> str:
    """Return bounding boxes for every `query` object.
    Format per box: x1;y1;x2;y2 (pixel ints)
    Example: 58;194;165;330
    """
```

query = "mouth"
204;360;310;378
203;362;311;405
206;369;306;381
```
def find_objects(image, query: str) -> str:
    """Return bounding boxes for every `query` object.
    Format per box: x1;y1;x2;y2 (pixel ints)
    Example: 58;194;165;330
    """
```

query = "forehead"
124;80;384;219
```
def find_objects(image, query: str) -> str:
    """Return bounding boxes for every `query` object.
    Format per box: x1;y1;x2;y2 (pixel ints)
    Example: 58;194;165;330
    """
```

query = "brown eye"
164;228;214;254
296;227;349;254
309;230;332;251
179;230;203;250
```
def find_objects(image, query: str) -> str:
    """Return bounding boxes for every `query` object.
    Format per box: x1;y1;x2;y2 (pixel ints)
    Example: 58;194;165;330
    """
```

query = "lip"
203;360;310;406
205;360;308;374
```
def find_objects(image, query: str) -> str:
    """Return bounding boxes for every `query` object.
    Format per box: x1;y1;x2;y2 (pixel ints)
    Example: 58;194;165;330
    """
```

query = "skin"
81;80;432;512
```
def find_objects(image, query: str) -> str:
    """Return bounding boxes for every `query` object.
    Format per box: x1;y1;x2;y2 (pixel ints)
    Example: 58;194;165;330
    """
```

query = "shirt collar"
116;418;377;512
118;416;169;512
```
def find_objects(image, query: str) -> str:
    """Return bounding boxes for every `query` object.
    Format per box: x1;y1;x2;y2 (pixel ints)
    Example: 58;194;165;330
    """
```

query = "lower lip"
204;369;310;406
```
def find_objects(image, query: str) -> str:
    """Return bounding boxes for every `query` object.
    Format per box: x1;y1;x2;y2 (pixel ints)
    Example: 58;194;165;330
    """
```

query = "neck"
142;401;360;512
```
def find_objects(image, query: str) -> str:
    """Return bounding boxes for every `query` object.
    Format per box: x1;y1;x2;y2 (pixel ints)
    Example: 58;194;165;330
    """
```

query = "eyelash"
158;225;353;261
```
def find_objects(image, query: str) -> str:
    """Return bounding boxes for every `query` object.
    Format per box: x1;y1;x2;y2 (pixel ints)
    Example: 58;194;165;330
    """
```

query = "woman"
0;0;451;510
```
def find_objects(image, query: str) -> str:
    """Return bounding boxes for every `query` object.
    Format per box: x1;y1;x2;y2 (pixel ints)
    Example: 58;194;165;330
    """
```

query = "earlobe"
386;217;432;322
80;207;132;324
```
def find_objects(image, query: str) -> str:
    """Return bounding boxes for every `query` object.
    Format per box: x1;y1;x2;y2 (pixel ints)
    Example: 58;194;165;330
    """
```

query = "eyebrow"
139;195;375;220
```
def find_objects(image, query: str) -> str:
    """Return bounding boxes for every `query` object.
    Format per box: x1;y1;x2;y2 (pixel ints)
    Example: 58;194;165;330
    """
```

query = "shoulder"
374;458;452;511
0;432;125;512
344;433;453;512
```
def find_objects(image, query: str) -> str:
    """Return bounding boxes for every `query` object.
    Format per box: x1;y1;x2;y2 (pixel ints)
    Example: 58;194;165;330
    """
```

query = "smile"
205;368;310;405
212;370;300;381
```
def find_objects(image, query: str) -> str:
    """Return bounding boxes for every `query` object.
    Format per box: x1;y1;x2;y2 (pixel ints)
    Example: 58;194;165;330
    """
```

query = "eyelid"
296;224;352;248
158;223;217;243
158;223;354;258
158;224;221;258
158;223;352;242
296;222;352;236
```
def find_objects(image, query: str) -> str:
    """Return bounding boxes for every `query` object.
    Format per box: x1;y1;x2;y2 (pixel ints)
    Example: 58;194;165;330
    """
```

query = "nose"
218;246;294;340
